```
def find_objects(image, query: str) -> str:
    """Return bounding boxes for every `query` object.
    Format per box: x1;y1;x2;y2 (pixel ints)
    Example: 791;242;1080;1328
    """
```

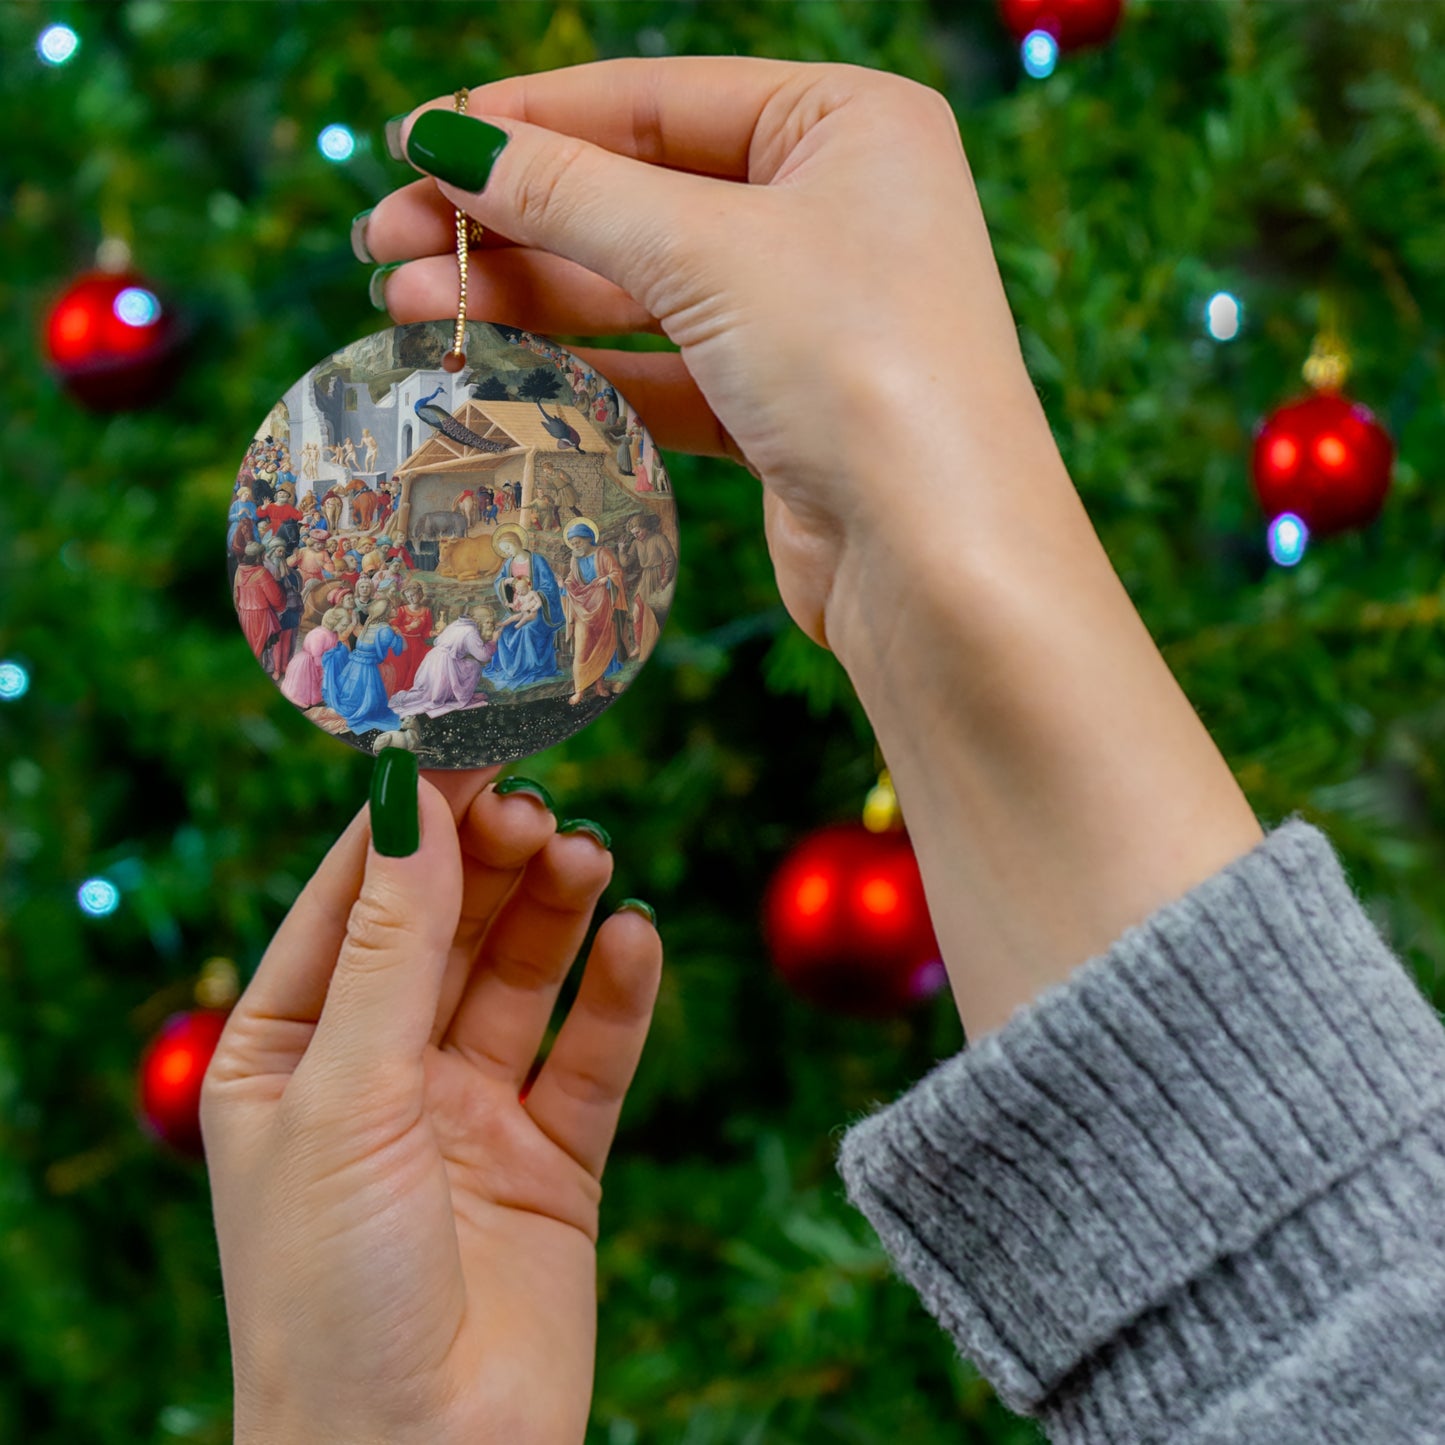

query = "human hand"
201;763;662;1445
362;57;1066;657
358;63;1262;1062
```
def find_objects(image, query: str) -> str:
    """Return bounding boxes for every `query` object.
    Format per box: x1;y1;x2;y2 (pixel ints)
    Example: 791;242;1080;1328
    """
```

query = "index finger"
397;55;811;182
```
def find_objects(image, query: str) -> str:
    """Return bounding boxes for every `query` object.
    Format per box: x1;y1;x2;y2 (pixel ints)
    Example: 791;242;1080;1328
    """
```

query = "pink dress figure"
280;625;341;708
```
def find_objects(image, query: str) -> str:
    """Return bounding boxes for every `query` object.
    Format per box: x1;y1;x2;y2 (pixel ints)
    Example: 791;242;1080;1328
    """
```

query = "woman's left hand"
202;767;662;1445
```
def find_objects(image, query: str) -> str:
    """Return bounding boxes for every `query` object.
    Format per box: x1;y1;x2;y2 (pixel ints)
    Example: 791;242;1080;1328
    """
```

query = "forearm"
827;402;1262;1042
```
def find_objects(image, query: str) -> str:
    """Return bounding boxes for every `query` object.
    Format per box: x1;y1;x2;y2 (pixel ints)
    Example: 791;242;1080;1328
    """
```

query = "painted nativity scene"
227;321;678;767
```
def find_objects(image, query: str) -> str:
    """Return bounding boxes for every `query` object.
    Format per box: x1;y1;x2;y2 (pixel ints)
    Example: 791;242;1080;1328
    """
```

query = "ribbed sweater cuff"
835;817;1445;1431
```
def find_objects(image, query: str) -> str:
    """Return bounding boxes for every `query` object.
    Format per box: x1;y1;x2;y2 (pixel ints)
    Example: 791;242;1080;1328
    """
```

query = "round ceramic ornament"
227;319;678;767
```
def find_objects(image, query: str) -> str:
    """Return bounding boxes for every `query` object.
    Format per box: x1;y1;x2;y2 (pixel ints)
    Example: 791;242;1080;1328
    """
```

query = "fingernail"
405;109;510;192
384;113;409;162
494;775;555;813
617;898;656;926
370;747;420;857
350;208;375;264
369;262;404;311
559;818;612;850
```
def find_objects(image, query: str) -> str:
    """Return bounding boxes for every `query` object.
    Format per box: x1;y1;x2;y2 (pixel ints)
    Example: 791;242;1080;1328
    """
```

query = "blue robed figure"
484;541;566;689
227;493;258;552
322;619;405;733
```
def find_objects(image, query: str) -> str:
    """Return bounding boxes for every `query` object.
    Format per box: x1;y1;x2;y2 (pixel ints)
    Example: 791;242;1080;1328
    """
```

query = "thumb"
397;106;749;320
301;752;462;1092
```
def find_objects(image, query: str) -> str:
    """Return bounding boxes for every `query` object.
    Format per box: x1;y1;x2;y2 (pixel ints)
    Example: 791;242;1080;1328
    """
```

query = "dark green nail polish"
494;775;555;812
617;898;657;926
350;208;375;264
368;262;404;311
384;113;409;162
559;818;612;850
405;109;510;192
370;748;420;857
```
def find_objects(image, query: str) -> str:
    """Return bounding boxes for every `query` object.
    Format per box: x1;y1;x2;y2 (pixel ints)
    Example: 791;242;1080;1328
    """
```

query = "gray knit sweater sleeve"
835;817;1445;1443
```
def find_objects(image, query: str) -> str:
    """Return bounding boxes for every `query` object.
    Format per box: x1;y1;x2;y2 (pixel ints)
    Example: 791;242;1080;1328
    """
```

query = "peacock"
535;401;583;451
413;386;511;454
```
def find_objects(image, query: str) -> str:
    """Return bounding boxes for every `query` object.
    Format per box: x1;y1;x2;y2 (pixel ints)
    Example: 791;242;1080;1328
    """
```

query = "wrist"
823;377;1075;678
821;428;1262;1041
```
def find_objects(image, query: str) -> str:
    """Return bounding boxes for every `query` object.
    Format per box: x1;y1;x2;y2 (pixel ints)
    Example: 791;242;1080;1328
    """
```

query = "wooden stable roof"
396;398;610;477
472;400;611;454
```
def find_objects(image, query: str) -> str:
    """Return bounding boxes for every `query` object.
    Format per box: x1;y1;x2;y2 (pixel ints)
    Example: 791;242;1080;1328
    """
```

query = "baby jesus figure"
498;575;543;629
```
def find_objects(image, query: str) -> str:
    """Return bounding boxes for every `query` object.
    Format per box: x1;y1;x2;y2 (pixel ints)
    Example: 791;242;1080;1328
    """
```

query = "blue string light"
37;24;79;66
1022;30;1059;79
1268;512;1308;567
78;878;121;918
318;124;356;162
114;287;162;327
0;660;29;701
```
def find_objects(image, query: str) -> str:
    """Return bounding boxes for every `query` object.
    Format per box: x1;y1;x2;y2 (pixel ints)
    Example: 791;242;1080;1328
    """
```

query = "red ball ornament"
763;822;945;1017
44;269;182;410
137;1009;230;1158
1251;392;1394;537
998;0;1124;49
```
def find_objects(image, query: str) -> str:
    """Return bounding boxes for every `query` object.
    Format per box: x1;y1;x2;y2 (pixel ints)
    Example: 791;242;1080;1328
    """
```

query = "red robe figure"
387;587;435;694
233;542;286;665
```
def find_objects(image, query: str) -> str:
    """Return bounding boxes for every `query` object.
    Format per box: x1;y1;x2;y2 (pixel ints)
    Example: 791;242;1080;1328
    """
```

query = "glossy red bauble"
763;823;945;1017
44;269;182;410
998;0;1125;49
137;1009;230;1158
1251;392;1394;537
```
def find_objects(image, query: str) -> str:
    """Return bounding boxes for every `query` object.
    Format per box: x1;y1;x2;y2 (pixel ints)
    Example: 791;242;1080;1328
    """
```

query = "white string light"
37;24;79;66
318;124;356;162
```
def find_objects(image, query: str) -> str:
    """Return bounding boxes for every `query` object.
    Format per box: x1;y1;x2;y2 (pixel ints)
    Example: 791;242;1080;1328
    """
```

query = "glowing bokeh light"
1268;512;1309;567
794;873;831;918
78;878;121;917
1268;436;1299;475
113;287;161;328
54;301;92;348
159;1047;198;1087
859;877;901;918
0;661;29;701
1205;291;1242;341
1021;30;1059;79
1316;434;1348;468
318;124;356;162
37;24;79;66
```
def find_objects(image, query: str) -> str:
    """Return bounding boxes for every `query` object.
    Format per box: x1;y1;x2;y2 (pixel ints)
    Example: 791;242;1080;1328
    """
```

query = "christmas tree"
2;3;1443;1442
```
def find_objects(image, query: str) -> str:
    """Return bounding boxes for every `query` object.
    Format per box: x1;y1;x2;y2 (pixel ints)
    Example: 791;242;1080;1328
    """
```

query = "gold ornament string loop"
442;88;479;372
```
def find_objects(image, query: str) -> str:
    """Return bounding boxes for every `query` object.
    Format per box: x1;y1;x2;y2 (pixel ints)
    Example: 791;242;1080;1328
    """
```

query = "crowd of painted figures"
228;432;676;740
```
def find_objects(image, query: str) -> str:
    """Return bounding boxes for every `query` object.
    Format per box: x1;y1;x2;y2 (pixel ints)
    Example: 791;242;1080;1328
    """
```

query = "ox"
436;533;498;582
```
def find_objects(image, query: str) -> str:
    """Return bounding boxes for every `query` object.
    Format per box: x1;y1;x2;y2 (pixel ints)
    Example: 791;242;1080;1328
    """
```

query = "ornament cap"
863;768;902;833
1302;327;1351;393
195;956;240;1010
95;236;133;273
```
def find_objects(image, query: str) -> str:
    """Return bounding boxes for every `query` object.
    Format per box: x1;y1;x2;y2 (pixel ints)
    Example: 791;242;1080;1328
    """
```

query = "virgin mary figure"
482;524;566;690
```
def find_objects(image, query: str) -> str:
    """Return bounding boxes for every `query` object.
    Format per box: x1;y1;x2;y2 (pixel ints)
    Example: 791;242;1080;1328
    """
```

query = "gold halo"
490;522;528;554
565;516;600;543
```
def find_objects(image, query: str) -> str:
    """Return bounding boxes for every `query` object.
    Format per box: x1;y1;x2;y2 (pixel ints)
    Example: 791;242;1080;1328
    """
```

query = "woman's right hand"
360;57;1068;660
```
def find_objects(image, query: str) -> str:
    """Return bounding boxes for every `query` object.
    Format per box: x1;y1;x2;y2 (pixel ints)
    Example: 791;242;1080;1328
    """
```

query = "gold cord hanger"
442;88;479;372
